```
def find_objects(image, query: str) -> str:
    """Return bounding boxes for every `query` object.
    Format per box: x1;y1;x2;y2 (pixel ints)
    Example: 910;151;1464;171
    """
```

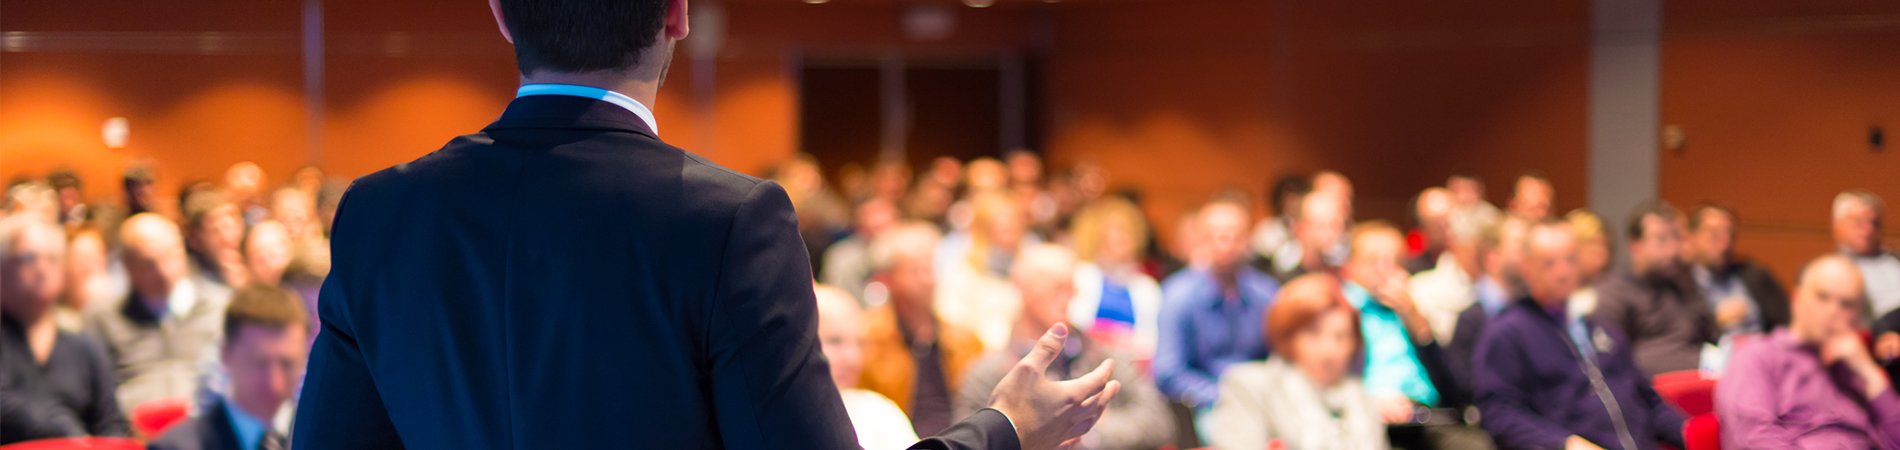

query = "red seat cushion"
0;437;144;450
1684;414;1721;450
1656;379;1718;417
129;396;191;438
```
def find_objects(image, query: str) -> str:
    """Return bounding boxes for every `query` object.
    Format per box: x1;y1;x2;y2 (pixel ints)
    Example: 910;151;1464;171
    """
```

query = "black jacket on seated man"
1477;298;1684;450
290;95;1017;450
0;315;129;444
148;399;281;450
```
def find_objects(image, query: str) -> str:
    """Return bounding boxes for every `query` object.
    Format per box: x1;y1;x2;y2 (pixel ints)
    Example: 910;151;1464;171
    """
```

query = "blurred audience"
1835;190;1900;322
1155;200;1278;411
1067;197;1163;363
46;169;87;228
0;216;130;444
242;221;294;288
1339;222;1443;419
937;193;1035;349
1211;274;1387;450
151;285;306;450
1410;204;1497;345
1565;210;1612;319
1267;191;1348;283
85;213;228;412
181;188;250;294
121;164;165;218
1443;217;1524;410
60;227;120;332
1447;173;1501;228
1717;255;1900;449
814;284;918;450
1253;174;1312;265
955;244;1174;450
1409;188;1455;274
222;162;269;226
1592;200;1716;376
857;222;986;438
1685;203;1789;336
1476;219;1684;450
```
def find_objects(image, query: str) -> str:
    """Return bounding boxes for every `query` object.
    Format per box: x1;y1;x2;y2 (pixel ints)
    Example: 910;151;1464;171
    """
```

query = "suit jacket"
148;400;242;450
83;284;227;413
291;94;1018;450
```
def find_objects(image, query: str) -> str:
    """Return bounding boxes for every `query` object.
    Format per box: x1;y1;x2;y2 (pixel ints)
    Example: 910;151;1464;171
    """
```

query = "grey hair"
869;221;942;274
1834;190;1886;221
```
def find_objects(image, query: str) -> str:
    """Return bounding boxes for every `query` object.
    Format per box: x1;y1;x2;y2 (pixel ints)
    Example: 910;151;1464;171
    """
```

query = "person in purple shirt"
1476;220;1683;450
1156;199;1280;411
1717;254;1900;450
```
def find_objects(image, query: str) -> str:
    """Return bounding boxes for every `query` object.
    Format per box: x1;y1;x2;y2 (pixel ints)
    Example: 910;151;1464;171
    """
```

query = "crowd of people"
4;149;1900;450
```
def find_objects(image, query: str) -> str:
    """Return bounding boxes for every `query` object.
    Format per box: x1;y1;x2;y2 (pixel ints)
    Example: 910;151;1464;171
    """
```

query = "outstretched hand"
986;323;1122;450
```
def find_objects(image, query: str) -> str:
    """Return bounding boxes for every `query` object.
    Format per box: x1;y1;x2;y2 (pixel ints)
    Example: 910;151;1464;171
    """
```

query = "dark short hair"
224;285;308;343
1625;200;1679;241
1267;174;1311;216
498;0;671;75
180;187;231;233
46;169;82;191
1687;202;1734;232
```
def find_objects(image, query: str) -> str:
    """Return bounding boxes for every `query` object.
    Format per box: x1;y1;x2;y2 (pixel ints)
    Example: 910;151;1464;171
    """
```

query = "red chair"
1655;378;1718;417
1683;414;1721;450
1653;369;1704;387
129;396;190;438
0;437;144;450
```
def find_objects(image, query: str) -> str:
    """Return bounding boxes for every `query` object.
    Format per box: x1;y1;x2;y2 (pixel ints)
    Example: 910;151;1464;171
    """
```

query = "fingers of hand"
1062;359;1115;400
1020;323;1070;375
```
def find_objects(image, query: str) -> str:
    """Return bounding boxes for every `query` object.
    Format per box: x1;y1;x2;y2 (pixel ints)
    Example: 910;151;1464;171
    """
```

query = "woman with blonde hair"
1565;209;1610;318
1066;197;1164;362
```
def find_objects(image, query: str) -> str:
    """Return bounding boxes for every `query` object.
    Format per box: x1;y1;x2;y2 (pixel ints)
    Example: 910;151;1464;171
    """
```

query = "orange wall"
1044;0;1591;240
1660;0;1900;281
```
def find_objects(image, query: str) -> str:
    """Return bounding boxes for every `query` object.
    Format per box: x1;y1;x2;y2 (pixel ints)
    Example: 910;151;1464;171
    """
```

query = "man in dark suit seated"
289;1;1118;449
151;285;309;450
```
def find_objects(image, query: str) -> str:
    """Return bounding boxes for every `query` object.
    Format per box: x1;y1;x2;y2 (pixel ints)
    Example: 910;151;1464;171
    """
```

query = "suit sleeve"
1475;327;1574;450
291;191;407;450
908;408;1021;450
703;181;858;449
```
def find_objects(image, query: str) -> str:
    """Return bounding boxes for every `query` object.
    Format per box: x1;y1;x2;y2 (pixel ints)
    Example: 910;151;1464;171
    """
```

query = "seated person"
1477;220;1683;450
1210;273;1387;450
955;245;1175;450
813;284;918;450
0;217;129;443
1156;200;1279;410
84;214;229;412
1718;255;1900;449
151;285;308;450
1591;201;1715;376
1443;217;1524;410
857;222;988;438
1340;222;1443;419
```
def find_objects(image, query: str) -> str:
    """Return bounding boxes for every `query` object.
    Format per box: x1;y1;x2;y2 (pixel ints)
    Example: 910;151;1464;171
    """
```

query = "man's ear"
664;0;690;41
489;0;514;44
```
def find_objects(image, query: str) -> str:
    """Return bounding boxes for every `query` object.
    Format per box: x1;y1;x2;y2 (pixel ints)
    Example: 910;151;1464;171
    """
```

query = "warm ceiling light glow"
963;0;994;8
101;117;129;149
804;0;828;3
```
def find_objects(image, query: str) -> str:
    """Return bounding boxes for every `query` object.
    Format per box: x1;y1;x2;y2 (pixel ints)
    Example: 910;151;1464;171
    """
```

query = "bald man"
956;245;1174;450
1;217;129;443
1408;188;1456;274
1718;256;1900;449
84;213;229;412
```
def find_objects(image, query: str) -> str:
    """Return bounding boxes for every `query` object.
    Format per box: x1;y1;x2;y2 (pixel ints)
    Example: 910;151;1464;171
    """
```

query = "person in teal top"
1339;222;1444;421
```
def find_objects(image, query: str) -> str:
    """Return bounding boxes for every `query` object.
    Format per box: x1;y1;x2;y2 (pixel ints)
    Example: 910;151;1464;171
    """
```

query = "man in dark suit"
151;285;308;450
289;1;1117;449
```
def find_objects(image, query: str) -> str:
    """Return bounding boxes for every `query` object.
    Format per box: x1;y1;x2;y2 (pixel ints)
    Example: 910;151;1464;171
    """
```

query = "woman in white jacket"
1065;197;1164;363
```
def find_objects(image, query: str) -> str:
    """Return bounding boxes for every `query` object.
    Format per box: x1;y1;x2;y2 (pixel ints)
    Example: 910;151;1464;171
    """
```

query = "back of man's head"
496;0;672;76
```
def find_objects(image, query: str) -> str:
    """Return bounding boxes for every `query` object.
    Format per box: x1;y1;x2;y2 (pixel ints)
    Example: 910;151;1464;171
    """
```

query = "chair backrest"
1652;369;1703;387
1684;414;1721;450
130;395;191;438
0;437;144;450
1655;378;1719;417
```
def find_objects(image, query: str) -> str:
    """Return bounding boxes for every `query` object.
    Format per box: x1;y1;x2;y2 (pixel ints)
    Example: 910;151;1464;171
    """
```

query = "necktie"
261;429;288;450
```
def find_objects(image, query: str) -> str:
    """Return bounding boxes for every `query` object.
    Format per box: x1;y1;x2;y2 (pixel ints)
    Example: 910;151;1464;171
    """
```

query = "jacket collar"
481;95;658;139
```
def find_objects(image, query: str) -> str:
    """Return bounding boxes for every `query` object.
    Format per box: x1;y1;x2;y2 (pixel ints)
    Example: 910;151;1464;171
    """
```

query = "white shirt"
515;84;659;136
840;388;918;450
1848;249;1900;319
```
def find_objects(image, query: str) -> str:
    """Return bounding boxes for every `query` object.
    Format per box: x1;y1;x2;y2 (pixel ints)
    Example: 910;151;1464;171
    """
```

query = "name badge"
1593;328;1615;354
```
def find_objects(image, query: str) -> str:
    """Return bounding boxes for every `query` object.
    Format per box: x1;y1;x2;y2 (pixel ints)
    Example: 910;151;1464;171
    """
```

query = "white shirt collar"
515;84;659;136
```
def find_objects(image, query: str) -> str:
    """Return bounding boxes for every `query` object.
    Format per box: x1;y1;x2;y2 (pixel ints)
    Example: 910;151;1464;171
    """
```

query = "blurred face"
1100;216;1140;265
1006;152;1042;188
816;293;866;389
888;253;936;310
1345;231;1405;289
1630;214;1682;277
196;204;246;255
124;218;189;300
1576;235;1610;280
1791;260;1866;343
1688;209;1734;268
1296;196;1346;264
225;163;265;204
1014;267;1075;332
64;232;108;309
272;190;316;241
967;160;1007;192
856;201;898;240
984;203;1028;250
2;225;67;316
1835;201;1883;256
1521;225;1581;306
1291;307;1357;388
1200;204;1251;271
222;324;308;420
1448;177;1483;208
1509;179;1552;220
246;223;294;287
1417;191;1453;246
